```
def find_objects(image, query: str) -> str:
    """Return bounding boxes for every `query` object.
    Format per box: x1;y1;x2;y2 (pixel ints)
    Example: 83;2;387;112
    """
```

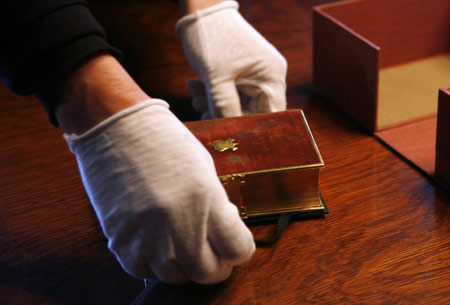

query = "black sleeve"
0;0;121;125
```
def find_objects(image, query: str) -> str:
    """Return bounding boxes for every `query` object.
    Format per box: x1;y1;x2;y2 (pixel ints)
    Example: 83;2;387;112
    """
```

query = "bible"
185;109;326;219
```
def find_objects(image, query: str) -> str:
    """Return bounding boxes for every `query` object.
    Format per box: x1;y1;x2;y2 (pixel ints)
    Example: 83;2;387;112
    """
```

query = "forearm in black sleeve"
0;0;121;125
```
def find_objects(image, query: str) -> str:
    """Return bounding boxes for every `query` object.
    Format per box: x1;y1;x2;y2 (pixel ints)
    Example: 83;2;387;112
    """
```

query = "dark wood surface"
2;1;450;304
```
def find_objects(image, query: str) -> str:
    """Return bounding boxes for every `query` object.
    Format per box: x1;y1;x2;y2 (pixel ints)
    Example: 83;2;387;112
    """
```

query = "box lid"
185;110;324;176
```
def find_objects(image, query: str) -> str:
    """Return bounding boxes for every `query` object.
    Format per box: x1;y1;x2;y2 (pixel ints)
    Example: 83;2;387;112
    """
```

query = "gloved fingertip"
150;259;191;284
189;261;234;285
238;82;287;114
207;203;256;266
207;81;242;118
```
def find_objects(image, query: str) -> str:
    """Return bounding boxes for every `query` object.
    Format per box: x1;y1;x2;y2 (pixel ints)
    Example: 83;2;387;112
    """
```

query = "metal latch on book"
219;174;247;219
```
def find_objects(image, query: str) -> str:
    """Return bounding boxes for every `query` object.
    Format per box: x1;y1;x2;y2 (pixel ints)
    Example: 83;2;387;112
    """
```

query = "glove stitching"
63;99;169;142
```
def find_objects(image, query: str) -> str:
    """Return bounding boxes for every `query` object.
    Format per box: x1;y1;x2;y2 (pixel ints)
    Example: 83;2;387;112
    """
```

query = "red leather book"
185;110;326;219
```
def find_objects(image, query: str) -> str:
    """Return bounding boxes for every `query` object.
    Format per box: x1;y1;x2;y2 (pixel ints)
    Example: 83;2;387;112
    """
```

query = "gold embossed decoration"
213;138;239;152
220;174;247;218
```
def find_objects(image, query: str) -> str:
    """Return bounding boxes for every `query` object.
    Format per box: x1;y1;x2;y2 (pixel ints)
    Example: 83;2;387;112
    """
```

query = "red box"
313;0;450;188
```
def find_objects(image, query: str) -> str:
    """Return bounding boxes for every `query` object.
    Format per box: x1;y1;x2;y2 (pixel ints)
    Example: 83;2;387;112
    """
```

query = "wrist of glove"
176;0;287;119
64;99;255;284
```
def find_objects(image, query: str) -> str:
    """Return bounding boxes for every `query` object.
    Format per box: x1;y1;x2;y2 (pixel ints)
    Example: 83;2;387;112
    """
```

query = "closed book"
185;110;326;219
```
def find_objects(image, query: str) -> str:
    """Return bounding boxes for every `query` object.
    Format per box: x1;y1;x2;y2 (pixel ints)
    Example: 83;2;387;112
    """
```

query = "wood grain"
2;1;450;304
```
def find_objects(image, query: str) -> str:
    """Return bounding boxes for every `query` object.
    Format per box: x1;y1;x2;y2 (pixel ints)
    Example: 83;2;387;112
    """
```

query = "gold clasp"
220;174;247;219
213;138;239;152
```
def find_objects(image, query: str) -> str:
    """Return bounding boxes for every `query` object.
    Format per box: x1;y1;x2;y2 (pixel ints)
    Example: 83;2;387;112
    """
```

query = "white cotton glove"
176;0;287;119
64;99;255;284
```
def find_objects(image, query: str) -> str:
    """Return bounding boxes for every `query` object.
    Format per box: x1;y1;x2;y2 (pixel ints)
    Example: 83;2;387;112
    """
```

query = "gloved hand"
176;0;287;120
64;99;255;284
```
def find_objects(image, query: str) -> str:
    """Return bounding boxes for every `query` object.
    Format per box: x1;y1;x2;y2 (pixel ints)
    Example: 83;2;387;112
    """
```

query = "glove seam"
175;0;239;34
63;99;169;143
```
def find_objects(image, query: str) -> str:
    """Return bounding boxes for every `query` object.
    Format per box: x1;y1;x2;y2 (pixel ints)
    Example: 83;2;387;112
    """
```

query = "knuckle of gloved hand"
214;227;255;263
152;258;189;284
224;234;254;260
275;58;288;76
112;243;150;279
188;262;232;284
158;271;189;284
265;52;287;76
215;246;249;265
258;59;286;81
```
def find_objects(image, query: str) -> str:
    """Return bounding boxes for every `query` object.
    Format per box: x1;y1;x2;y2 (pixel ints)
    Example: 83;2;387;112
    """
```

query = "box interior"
375;116;437;174
319;0;450;175
378;54;450;129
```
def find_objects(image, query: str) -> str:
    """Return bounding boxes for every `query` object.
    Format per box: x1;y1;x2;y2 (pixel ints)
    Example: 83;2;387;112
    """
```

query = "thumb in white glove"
176;0;287;119
64;99;255;284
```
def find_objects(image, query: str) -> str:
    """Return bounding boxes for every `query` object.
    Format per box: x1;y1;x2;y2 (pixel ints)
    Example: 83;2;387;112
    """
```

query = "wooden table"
2;1;450;304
